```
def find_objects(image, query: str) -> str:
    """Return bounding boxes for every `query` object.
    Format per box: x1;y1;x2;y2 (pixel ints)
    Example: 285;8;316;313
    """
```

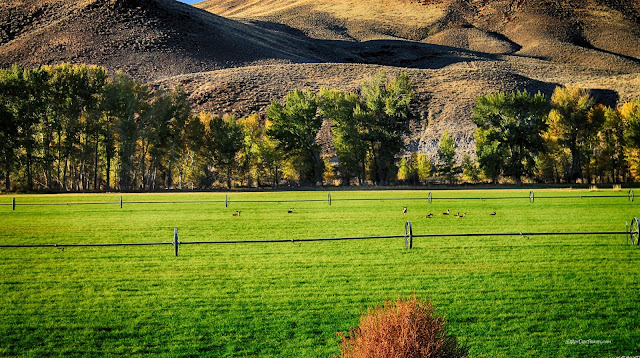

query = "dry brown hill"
0;0;345;80
1;0;639;160
197;0;640;73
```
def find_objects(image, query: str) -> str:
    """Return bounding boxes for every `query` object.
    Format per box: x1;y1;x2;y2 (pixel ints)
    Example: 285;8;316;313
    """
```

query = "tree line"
3;63;639;192
472;87;640;184
399;87;640;185
0;64;414;191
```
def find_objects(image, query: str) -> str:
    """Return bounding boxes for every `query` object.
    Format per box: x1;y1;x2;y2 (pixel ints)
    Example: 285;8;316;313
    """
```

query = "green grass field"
1;189;639;357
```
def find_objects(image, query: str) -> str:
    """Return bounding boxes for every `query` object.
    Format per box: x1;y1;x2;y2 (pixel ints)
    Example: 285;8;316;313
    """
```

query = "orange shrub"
337;296;467;358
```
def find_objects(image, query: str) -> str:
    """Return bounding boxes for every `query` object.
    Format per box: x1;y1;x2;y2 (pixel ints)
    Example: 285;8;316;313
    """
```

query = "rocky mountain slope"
2;0;640;158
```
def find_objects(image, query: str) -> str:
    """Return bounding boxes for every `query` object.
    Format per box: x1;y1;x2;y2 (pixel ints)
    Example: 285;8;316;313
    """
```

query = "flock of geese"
233;206;497;217
232;208;296;216
403;206;496;218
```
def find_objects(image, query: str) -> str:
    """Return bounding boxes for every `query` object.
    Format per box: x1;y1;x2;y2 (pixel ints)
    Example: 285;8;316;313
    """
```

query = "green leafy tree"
474;128;505;183
320;88;368;185
547;85;604;182
622;100;640;180
47;64;107;190
360;71;414;185
594;106;627;183
472;90;549;183
397;157;414;184
0;103;18;191
258;118;286;187
437;130;457;184
0;67;27;191
437;131;457;184
206;115;244;189
103;72;148;191
461;154;481;183
0;66;51;191
267;89;324;185
415;154;433;183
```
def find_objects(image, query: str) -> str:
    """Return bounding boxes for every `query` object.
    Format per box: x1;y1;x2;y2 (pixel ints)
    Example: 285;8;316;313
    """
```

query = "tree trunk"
26;151;33;191
106;153;111;191
4;151;11;191
94;134;99;191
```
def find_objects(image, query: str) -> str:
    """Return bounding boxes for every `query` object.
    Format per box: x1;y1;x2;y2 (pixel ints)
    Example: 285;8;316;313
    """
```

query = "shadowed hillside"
0;0;343;80
1;0;639;159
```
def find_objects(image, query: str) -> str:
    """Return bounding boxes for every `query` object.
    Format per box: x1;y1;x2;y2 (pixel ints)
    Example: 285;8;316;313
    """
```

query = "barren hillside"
198;0;640;73
0;0;343;80
1;0;639;159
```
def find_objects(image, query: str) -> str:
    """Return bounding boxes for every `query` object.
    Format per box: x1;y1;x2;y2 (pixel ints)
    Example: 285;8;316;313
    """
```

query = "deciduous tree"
547;85;604;182
267;89;323;185
472;90;549;183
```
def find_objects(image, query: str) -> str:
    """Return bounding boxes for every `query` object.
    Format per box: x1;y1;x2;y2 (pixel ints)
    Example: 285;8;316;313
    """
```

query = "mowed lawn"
0;189;639;357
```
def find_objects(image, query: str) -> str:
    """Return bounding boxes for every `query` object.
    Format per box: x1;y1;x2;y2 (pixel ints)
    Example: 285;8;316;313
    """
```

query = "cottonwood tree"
360;71;414;185
320;88;369;185
472;90;549;183
622;100;640;179
461;154;480;183
103;72;148;191
0;103;17;191
437;130;457;184
258;118;286;187
205;115;244;189
593;106;627;182
267;89;324;185
547;85;604;183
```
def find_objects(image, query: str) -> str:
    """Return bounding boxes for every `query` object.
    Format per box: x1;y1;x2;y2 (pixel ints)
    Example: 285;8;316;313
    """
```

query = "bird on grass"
288;208;294;213
231;210;241;216
454;212;460;217
402;206;408;215
490;210;497;216
458;212;467;218
440;209;450;215
425;212;433;218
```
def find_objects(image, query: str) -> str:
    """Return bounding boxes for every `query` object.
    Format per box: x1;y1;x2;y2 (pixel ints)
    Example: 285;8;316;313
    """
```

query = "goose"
402;206;408;215
231;210;241;216
458;212;466;218
440;209;450;216
425;212;433;218
288;208;294;213
454;212;460;217
490;211;497;216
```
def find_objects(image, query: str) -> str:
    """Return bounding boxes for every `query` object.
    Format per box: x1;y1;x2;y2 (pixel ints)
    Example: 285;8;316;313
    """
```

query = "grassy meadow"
0;189;639;357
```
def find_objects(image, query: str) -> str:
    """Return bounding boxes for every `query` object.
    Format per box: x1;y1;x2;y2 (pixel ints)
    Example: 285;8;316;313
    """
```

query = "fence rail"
2;219;638;256
1;189;636;210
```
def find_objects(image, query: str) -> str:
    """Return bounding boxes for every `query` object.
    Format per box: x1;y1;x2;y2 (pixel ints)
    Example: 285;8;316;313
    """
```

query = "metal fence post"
225;195;228;208
120;196;123;209
12;197;15;211
173;227;180;256
529;191;535;203
428;192;432;204
630;218;639;245
328;192;331;206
